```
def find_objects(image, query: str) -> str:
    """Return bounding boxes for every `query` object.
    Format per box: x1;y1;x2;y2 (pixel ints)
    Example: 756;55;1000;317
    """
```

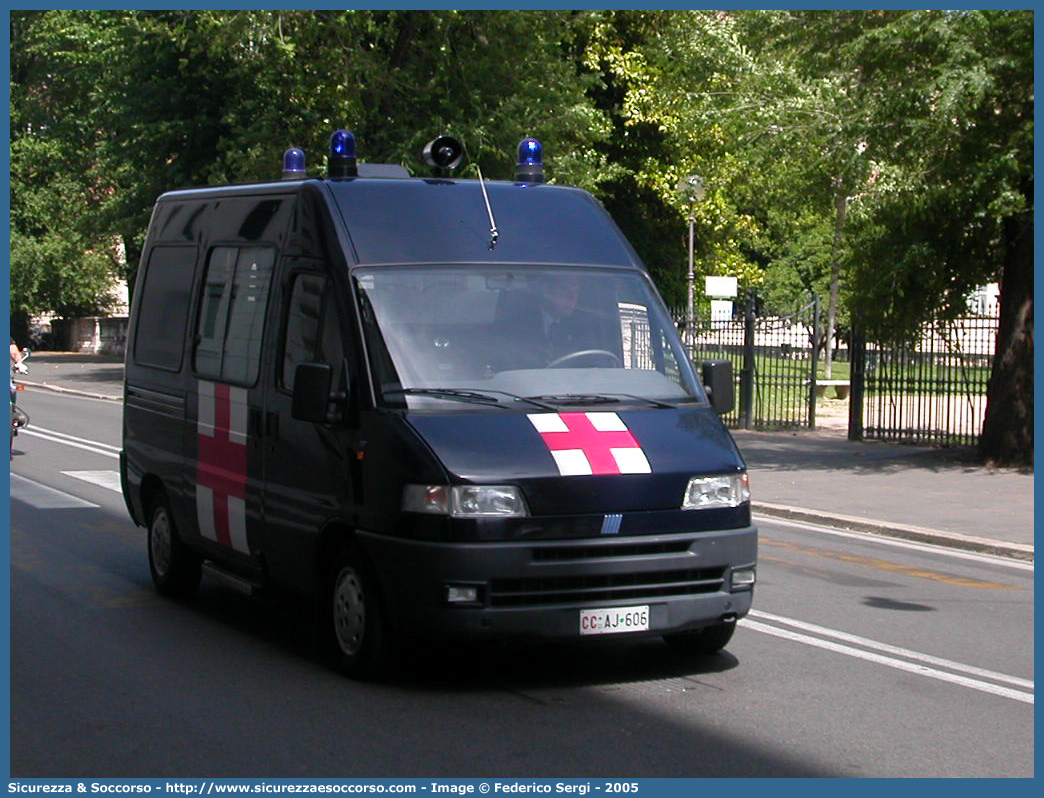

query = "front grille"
533;540;693;561
489;567;726;607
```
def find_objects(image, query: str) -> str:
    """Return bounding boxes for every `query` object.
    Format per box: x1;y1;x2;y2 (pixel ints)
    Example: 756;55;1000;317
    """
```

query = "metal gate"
850;308;998;446
681;296;821;430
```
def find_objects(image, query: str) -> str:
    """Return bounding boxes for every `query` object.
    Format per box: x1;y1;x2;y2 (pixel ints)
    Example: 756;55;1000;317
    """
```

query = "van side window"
282;274;325;390
318;292;346;391
194;246;275;385
133;245;196;371
282;273;345;392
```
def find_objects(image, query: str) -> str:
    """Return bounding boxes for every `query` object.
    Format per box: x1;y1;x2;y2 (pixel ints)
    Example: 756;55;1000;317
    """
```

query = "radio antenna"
475;163;499;250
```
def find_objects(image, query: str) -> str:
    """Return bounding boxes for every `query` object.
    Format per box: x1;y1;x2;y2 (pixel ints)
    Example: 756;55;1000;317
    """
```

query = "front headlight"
451;485;528;517
403;484;528;518
681;473;750;510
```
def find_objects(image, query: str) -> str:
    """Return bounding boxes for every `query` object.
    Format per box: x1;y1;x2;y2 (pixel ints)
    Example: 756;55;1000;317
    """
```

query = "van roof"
326;178;642;269
158;176;644;270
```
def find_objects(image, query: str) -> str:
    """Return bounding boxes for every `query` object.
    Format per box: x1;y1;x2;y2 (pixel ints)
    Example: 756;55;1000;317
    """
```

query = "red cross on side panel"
196;381;249;553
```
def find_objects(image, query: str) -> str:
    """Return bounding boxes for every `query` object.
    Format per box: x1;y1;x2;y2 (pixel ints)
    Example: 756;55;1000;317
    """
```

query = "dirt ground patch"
813;397;849;432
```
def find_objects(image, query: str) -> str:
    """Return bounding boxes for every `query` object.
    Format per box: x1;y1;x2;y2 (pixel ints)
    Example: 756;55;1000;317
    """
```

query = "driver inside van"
537;273;585;361
494;272;606;369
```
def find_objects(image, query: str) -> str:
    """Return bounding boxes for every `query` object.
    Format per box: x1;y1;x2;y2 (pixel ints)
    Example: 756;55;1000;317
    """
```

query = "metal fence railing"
676;297;820;431
850;308;999;447
676;297;998;445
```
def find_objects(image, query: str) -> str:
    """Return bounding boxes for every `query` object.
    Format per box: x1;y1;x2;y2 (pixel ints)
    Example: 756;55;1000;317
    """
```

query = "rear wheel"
147;495;202;598
321;545;394;679
663;618;736;655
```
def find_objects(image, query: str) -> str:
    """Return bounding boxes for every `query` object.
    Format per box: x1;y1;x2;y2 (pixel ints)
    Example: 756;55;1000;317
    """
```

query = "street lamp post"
687;208;695;343
677;175;705;345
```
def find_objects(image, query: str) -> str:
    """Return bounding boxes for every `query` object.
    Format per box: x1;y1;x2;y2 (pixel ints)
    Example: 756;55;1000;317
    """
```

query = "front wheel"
663;618;737;656
321;545;395;679
147;495;202;598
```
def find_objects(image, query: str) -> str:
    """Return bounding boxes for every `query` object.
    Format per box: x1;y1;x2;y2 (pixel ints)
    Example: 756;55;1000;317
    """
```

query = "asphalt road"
8;388;1035;778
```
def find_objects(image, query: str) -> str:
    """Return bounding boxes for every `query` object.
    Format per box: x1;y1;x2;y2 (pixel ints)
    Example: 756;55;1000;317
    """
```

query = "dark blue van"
121;133;756;678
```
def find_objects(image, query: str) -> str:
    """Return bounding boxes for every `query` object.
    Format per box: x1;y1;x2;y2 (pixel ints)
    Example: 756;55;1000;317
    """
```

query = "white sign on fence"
710;299;734;326
704;276;738;298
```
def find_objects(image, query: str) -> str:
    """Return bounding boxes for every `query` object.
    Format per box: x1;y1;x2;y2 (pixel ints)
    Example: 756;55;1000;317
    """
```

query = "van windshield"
354;265;706;410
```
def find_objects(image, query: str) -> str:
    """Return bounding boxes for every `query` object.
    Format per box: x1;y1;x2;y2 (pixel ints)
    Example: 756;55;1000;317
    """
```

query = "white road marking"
742;614;1033;705
9;473;99;509
62;470;123;493
20;426;120;459
750;610;1034;689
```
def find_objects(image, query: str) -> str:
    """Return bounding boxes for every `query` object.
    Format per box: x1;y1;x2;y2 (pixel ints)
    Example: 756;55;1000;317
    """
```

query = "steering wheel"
547;349;622;368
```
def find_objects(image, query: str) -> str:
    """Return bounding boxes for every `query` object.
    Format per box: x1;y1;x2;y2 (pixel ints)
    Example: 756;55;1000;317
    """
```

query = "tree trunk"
980;211;1033;466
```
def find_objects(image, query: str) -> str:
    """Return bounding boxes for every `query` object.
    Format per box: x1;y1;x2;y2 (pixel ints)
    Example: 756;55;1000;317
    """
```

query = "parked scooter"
11;348;30;458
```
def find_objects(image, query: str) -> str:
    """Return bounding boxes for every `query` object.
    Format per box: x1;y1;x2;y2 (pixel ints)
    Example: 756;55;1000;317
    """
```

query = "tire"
322;545;394;679
663;618;737;656
147;495;202;598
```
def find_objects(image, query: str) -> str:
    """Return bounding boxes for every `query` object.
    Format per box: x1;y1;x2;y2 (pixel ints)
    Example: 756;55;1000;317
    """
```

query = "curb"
21;381;121;403
754;501;1034;563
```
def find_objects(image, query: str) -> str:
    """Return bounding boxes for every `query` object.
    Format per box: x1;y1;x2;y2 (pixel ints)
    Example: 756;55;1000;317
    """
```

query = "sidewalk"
732;428;1033;561
19;351;1034;561
19;351;124;401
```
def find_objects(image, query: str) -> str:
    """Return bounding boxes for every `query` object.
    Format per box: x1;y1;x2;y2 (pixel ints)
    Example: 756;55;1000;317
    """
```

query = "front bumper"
358;524;757;642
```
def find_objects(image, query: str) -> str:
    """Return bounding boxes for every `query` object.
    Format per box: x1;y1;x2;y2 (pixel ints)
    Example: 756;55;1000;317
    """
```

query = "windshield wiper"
388;387;672;411
386;388;506;407
386;387;557;411
617;394;678;409
526;394;620;407
470;389;558;410
525;393;677;409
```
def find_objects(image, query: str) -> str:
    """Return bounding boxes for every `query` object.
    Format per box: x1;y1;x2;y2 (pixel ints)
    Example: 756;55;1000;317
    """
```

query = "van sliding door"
189;245;275;566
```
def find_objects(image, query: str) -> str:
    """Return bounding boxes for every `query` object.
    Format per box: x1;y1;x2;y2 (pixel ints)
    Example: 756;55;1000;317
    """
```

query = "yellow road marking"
761;537;1017;590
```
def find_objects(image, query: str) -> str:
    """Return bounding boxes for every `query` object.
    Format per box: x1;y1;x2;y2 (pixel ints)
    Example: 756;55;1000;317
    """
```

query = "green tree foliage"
10;10;613;313
10;11;122;329
796;10;1033;463
833;11;1031;335
575;10;767;307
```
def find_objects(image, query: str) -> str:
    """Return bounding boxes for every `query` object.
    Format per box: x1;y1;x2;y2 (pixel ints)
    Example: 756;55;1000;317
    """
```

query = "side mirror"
292;362;334;423
701;359;734;416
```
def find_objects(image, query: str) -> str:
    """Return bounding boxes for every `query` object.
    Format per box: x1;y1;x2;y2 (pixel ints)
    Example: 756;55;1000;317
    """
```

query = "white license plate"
579;605;650;636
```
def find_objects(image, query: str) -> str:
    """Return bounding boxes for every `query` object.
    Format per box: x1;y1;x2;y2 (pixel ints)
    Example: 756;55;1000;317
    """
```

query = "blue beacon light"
281;147;306;180
328;129;358;178
515;138;544;184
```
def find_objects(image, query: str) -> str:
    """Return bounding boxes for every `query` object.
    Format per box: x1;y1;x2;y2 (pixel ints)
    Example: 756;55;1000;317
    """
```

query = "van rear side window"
133;245;196;371
193;246;275;385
